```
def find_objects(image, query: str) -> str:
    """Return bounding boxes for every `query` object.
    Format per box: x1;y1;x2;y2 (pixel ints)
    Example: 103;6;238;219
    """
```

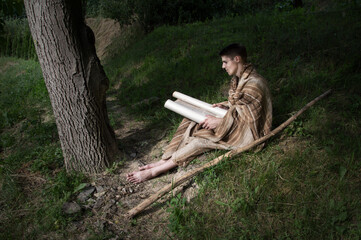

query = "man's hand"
200;115;222;130
212;103;229;110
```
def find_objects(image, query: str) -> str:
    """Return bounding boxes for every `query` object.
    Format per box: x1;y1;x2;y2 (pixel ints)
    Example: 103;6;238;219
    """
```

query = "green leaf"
73;183;87;193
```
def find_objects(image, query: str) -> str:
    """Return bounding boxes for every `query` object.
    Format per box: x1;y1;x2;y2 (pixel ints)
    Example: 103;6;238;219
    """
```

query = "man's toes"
130;177;141;184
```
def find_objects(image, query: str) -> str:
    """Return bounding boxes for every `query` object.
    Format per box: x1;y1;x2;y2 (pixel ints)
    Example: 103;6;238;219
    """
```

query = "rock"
77;186;96;202
96;185;104;193
63;202;81;214
130;153;137;158
94;191;106;198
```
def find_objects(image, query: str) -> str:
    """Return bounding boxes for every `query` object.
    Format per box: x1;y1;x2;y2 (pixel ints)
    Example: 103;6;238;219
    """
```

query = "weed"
166;193;188;235
105;159;124;174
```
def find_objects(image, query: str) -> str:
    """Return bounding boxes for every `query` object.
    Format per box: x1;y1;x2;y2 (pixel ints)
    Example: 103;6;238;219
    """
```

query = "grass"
1;2;361;239
0;58;88;239
103;6;361;239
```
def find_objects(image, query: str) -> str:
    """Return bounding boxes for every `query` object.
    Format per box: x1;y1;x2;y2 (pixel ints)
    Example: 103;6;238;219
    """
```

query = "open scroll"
164;91;227;123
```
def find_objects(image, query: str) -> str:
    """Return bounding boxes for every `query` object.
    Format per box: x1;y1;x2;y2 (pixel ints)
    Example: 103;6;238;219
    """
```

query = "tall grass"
0;18;37;59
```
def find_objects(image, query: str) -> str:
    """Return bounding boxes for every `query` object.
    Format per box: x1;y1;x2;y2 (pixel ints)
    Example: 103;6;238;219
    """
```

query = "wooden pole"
127;89;332;218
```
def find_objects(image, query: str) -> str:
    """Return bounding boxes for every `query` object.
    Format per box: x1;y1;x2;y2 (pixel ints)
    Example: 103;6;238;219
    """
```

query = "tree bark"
24;0;119;173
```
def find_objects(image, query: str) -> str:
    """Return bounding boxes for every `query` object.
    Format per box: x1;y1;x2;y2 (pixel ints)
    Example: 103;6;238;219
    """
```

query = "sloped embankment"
86;18;122;61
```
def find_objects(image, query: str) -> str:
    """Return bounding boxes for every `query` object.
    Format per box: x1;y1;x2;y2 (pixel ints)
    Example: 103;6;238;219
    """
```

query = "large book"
164;91;227;123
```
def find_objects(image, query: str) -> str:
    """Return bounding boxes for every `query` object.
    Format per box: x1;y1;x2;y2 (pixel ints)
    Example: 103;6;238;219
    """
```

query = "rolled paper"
172;91;227;118
164;100;206;123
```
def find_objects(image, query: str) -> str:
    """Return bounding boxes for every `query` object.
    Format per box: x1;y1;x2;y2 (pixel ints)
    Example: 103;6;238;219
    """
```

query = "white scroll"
164;91;228;123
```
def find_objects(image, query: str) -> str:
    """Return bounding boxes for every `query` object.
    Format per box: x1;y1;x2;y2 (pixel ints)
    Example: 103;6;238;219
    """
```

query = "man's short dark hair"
219;43;247;62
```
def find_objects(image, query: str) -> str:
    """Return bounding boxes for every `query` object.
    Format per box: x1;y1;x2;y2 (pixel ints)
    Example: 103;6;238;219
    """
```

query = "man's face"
221;56;239;76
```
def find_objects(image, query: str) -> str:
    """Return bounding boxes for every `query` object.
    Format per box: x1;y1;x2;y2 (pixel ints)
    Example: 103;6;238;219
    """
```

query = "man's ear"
234;55;241;63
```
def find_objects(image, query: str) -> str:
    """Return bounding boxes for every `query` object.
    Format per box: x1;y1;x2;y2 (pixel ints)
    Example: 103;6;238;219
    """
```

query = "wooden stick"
127;89;332;218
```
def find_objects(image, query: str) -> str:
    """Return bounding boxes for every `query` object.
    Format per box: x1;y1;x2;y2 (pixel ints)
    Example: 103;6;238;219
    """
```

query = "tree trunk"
24;0;119;173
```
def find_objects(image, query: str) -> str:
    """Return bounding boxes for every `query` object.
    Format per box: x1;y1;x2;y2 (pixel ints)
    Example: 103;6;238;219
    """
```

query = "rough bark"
24;0;118;173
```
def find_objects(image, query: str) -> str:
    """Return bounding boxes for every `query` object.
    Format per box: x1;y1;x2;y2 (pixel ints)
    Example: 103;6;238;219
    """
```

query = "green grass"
102;6;361;239
1;2;361;239
0;58;87;239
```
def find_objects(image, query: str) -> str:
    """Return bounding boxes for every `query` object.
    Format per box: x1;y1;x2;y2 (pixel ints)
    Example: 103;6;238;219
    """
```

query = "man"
127;43;272;184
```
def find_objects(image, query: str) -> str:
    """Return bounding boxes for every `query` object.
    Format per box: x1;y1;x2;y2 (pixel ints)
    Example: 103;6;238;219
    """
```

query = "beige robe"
162;65;272;167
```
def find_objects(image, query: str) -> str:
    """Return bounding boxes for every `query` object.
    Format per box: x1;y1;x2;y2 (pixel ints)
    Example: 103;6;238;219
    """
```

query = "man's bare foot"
126;169;154;184
139;159;167;171
126;159;178;184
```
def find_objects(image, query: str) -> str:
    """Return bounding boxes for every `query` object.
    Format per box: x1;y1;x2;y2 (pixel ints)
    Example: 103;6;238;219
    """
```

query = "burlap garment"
162;65;272;167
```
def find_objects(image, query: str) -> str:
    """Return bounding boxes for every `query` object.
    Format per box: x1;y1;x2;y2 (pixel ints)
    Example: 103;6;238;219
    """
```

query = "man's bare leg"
138;159;167;171
126;159;177;184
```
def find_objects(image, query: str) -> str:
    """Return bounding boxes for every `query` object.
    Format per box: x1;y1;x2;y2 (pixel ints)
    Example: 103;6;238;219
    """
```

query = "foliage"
85;0;361;32
167;193;188;234
0;18;37;59
0;0;25;18
85;0;281;32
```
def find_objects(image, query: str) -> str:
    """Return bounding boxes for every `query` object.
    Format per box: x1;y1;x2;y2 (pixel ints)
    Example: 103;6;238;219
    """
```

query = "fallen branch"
127;89;332;218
